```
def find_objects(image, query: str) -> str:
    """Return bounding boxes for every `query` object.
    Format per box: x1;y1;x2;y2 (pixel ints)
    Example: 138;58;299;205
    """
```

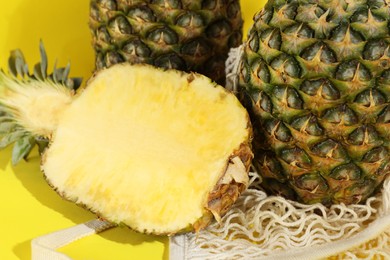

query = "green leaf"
8;49;28;78
33;41;49;81
62;62;71;84
39;40;48;79
0;131;25;149
12;136;35;165
33;63;45;81
0;122;16;134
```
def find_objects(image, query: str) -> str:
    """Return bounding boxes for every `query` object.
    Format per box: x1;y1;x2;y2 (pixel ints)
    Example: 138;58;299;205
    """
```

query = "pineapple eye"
253;8;273;26
329;163;361;181
344;180;376;204
273;86;303;109
335;60;371;81
280;147;312;168
108;16;132;36
283;23;314;38
270;54;301;78
293;172;328;193
128;6;156;22
251;58;271;83
147;27;179;45
322;105;359;126
153;53;186;70
239;61;251;84
330;23;364;43
296;4;326;23
300;78;340;100
181;38;211;57
350;7;389;38
255;91;273;114
368;0;387;8
202;0;217;10
379;69;390;84
176;12;205;28
264;118;292;142
311;139;348;160
377;161;390;177
301;42;337;63
351;8;385;23
354;89;386;107
255;153;286;181
290;114;324;136
296;4;325;23
95;53;105;70
228;32;243;48
227;1;241;19
362;146;388;163
258;92;272;113
363;40;390;60
248;31;259;52
104;51;124;67
97;0;117;11
96;26;111;45
377;105;390;123
122;39;151;58
274;2;298;21
206;20;232;39
90;3;102;22
260;29;282;50
347;125;381;145
151;0;182;9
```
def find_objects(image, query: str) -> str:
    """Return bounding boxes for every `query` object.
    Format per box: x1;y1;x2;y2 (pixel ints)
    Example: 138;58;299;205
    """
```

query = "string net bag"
169;46;390;260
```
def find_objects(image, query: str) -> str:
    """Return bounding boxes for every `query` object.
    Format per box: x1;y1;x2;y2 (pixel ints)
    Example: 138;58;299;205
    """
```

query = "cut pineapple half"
1;63;252;234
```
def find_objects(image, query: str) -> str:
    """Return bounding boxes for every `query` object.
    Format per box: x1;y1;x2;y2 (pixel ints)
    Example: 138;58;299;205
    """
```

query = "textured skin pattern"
239;0;390;205
89;0;244;84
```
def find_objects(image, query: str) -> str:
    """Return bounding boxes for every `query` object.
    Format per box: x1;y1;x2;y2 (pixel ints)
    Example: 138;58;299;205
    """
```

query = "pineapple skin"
89;0;243;84
238;0;390;205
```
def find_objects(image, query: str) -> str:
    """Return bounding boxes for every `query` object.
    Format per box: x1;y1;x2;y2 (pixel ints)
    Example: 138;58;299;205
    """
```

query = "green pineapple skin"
239;0;390;205
89;0;244;84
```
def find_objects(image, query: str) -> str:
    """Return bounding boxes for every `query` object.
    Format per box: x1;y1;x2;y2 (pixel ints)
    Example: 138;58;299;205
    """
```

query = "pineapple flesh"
89;0;243;84
238;0;390;205
0;59;252;234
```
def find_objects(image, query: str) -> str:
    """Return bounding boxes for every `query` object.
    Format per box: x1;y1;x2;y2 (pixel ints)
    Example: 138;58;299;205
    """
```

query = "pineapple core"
42;65;250;234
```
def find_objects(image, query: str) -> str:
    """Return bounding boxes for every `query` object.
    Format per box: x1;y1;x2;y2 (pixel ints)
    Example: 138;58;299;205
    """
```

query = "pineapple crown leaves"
7;41;82;89
0;41;83;165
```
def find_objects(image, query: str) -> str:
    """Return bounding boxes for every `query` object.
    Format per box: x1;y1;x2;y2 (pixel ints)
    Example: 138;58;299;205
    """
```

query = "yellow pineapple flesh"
0;62;252;234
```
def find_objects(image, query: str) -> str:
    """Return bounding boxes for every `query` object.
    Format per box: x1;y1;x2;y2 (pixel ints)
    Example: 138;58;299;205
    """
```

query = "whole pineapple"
89;0;243;84
238;0;390;205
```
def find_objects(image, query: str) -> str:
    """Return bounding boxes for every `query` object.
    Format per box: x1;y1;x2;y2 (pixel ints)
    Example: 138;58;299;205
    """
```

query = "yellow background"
0;1;265;259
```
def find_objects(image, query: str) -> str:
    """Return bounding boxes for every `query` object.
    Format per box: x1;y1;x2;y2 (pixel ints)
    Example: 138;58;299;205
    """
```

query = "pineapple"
0;46;252;234
89;0;243;84
238;0;390;205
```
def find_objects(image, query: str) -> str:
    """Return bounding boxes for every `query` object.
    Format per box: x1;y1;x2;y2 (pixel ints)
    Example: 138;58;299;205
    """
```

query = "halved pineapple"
0;58;252;234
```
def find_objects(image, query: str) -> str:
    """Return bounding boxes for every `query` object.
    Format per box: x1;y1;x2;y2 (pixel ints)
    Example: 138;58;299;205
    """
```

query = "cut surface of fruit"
41;64;251;234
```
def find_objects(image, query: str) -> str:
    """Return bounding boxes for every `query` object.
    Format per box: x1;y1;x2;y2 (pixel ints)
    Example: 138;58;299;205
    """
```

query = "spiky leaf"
12;136;35;165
